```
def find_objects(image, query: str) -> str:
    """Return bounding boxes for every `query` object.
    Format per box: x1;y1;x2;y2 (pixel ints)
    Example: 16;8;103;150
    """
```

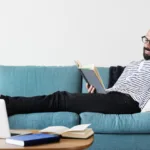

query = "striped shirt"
106;59;150;109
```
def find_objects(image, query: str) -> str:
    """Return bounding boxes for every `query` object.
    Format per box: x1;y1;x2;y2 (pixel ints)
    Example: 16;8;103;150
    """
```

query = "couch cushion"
0;65;81;96
9;112;79;129
80;112;150;133
89;134;150;150
82;67;109;93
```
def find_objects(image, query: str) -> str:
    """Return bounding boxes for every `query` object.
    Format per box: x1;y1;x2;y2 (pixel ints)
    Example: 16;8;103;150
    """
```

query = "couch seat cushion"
9;112;79;129
80;112;150;133
89;134;150;150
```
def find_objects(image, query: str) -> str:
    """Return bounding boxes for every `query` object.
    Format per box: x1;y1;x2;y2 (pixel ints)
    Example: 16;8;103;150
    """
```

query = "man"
2;30;150;116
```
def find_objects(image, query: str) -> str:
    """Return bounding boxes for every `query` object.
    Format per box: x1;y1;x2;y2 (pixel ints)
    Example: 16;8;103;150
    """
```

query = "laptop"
0;99;31;138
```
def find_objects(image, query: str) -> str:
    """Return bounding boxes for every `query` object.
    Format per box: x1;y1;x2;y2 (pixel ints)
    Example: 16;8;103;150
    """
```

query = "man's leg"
1;91;141;116
1;91;68;116
66;92;141;114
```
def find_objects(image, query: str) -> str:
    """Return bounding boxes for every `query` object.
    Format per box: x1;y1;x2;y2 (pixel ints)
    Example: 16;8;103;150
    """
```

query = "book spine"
24;136;60;146
79;69;90;84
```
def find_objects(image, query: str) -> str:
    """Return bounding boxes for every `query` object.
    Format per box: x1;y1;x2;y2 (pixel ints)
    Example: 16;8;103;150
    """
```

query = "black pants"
1;91;141;116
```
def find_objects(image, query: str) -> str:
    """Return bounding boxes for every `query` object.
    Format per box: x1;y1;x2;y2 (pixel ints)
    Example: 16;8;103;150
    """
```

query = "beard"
143;47;150;60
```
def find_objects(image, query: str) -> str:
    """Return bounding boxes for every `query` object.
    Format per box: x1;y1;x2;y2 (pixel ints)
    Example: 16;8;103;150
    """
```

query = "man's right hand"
86;83;96;93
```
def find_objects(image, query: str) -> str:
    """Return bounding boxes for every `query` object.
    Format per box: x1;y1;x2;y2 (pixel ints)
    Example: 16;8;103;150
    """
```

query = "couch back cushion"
82;67;109;93
0;65;81;96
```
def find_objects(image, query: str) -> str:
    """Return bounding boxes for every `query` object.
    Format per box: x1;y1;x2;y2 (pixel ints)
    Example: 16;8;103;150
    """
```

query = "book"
74;60;106;94
5;133;60;147
39;124;94;139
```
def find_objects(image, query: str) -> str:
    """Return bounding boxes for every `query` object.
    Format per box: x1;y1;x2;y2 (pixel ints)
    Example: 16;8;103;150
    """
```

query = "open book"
39;124;94;139
75;60;106;94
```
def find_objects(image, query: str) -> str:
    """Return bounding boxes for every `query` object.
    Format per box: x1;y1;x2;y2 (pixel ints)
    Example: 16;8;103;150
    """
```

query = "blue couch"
0;65;150;150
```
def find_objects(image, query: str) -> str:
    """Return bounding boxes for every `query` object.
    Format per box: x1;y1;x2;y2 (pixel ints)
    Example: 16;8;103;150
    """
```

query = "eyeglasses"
142;36;150;44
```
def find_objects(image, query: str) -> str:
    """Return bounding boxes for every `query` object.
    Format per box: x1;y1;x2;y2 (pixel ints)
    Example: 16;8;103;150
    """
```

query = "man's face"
143;30;150;60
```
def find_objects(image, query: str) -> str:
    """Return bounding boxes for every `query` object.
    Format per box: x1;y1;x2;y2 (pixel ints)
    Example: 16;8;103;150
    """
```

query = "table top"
0;130;94;150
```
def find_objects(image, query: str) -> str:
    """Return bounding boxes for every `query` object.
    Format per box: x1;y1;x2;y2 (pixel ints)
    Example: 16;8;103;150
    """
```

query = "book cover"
80;69;106;93
75;60;106;94
6;133;60;146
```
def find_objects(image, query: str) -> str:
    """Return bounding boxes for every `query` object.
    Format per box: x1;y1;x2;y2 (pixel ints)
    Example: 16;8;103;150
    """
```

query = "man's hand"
86;83;96;93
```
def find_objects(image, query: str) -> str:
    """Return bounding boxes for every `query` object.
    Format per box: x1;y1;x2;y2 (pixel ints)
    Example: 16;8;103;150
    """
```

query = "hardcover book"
6;133;60;147
75;60;106;94
40;124;94;139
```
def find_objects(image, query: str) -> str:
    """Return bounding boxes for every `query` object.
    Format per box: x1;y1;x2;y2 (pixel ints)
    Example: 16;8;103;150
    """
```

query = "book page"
79;64;94;69
67;124;91;132
40;126;69;134
94;67;105;89
74;60;82;67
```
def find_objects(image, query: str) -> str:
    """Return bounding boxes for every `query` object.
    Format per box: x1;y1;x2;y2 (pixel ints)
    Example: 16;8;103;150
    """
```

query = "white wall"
0;0;150;67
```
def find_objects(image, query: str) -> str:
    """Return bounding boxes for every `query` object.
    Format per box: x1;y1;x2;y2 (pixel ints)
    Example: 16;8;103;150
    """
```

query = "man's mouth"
144;48;150;51
144;48;150;55
143;47;150;60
